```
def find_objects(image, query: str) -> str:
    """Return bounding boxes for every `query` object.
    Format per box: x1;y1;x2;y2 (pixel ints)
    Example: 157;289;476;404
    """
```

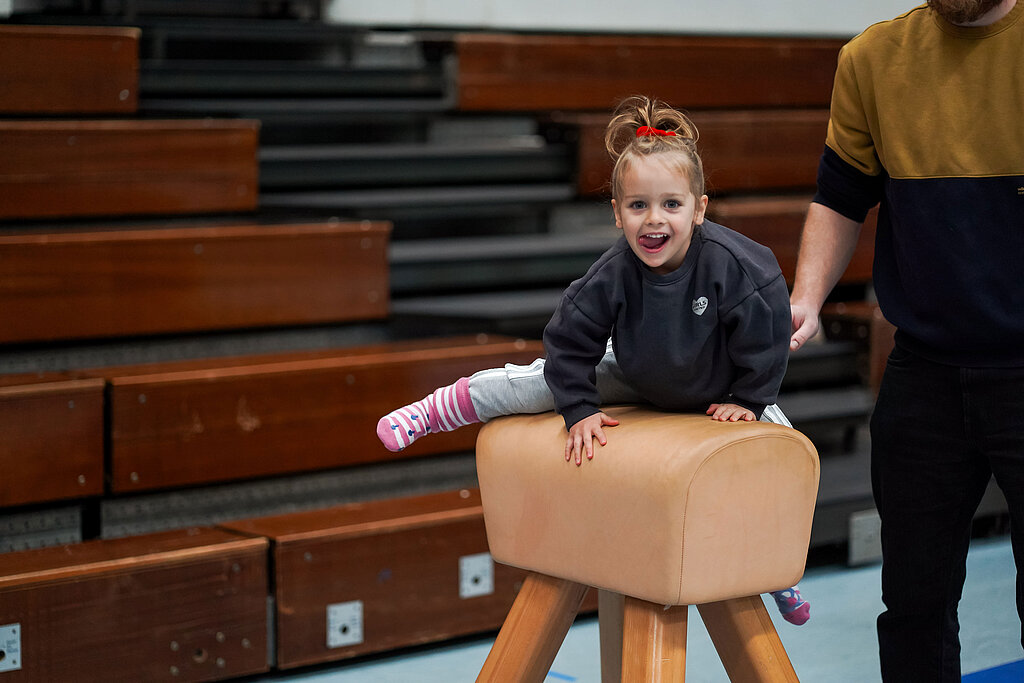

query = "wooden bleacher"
0;120;260;220
390;32;865;322
0;222;389;344
0;528;269;682
707;197;877;285
0;374;104;508
572;109;829;197
97;337;542;492
219;489;535;668
0;25;139;114
455;33;845;110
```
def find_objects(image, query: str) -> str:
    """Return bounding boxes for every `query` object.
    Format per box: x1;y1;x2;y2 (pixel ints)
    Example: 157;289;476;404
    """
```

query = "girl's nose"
646;209;665;224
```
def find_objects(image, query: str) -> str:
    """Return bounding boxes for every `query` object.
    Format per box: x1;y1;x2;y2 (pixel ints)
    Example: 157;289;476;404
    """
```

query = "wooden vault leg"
477;572;588;683
697;595;799;683
598;590;625;682
620;596;688;681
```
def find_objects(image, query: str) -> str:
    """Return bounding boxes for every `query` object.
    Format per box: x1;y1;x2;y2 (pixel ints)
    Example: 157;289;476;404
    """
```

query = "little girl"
377;95;810;626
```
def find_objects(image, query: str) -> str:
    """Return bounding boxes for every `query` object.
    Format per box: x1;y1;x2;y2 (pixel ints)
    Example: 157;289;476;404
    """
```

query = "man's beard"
927;0;1004;24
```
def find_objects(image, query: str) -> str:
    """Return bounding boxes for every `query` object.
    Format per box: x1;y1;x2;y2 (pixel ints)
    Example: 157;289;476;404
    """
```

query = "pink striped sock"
376;377;479;452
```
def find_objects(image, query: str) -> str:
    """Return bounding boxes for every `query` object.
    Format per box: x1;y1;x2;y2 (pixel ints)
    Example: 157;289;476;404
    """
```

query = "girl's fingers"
707;403;754;422
565;417;619;466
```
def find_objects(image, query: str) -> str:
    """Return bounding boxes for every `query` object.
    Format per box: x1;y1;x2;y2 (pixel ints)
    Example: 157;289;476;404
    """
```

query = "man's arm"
789;202;865;351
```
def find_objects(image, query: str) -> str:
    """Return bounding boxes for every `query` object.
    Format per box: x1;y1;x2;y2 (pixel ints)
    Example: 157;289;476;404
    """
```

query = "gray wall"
323;0;916;37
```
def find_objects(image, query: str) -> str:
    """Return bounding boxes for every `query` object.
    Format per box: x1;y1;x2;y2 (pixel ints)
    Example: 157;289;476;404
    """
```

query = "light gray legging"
468;341;791;427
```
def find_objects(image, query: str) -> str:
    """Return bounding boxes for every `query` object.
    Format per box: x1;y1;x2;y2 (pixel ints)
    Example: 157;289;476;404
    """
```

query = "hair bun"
605;95;698;160
604;95;705;200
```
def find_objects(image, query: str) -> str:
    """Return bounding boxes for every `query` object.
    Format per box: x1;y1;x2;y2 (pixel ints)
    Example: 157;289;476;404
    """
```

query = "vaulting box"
477;407;820;606
0;528;269;682
221;489;554;669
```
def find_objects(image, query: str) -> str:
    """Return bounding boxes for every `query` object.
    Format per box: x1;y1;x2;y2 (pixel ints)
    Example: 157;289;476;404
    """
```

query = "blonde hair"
604;95;704;201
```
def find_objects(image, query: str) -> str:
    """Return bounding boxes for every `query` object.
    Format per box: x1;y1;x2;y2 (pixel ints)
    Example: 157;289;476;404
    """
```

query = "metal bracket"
326;601;363;649
459;552;495;599
0;624;22;673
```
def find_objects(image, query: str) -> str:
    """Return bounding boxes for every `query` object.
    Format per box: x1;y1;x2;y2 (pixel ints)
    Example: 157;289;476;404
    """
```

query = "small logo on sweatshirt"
692;297;708;316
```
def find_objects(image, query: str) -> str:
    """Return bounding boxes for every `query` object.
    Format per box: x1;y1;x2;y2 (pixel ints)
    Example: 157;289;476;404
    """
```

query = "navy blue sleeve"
719;272;791;419
812;146;885;223
542;295;612;430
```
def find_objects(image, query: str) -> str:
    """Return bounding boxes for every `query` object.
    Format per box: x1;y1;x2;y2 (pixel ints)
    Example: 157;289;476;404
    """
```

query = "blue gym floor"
255;535;1019;682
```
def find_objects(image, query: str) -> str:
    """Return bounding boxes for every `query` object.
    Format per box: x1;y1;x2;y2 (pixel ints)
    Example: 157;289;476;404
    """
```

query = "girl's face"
612;154;708;275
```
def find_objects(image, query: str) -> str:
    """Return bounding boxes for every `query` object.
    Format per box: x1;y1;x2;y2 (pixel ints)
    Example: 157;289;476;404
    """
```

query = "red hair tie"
637;126;677;137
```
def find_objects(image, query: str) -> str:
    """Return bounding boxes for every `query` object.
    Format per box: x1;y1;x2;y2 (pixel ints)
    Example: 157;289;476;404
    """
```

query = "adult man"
788;0;1023;680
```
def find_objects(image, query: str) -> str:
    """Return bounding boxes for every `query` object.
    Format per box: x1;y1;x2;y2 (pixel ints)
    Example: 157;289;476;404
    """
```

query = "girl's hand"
565;412;620;466
706;403;755;422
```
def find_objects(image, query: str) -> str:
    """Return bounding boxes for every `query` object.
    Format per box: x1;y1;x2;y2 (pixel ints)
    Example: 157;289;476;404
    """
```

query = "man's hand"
565;412;620;466
706;403;755;422
788;202;864;351
790;301;821;352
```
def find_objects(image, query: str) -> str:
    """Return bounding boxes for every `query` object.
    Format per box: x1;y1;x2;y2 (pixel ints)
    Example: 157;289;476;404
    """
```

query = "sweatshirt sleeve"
813;43;885;222
542;293;614;430
719;271;791;417
813;146;884;223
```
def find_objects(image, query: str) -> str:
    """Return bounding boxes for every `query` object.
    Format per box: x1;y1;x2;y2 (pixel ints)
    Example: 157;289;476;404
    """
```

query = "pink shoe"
771;587;810;625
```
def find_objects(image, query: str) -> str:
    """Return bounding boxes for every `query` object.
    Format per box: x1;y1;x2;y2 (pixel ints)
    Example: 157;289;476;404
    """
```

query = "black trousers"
871;342;1024;682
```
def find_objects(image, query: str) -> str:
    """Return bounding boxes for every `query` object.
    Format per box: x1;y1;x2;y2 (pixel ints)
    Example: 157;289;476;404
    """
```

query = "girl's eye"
664;200;680;209
629;201;646;210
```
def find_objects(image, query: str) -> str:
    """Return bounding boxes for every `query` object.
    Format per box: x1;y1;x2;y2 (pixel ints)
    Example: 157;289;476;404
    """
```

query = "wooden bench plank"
707;196;877;286
0;25;139;114
221;489;537;668
0;120;259;220
456;34;844;111
0;222;390;344
573;109;829;197
0;527;268;682
0;375;104;507
102;337;544;492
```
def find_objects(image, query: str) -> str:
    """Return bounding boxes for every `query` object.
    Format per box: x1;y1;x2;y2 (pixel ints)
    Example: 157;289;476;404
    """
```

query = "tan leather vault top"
476;406;819;605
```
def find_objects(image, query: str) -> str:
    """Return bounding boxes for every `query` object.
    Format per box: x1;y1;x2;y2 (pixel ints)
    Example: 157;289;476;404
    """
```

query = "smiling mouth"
637;233;669;251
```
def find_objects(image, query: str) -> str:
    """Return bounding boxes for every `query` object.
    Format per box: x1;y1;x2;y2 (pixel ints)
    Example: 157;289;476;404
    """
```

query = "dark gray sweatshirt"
543;221;790;429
